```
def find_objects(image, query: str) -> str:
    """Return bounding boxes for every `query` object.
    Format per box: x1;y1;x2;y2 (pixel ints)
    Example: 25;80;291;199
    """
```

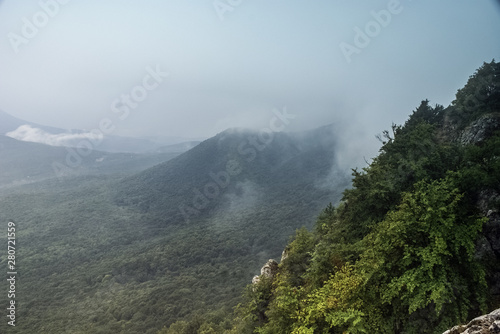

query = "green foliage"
239;174;489;334
359;174;487;332
460;131;500;193
0;176;263;334
157;310;232;334
403;99;445;130
280;227;316;287
245;175;488;333
292;263;365;334
234;61;499;334
306;204;361;289
239;228;316;334
452;59;500;127
339;111;461;241
257;275;304;334
229;275;275;334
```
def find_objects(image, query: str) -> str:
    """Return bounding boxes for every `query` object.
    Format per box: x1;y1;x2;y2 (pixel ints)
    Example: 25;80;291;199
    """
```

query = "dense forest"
160;61;500;333
0;114;347;333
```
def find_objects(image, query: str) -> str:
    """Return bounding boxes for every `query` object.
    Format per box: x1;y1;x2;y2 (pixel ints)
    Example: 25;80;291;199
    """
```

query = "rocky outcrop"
458;114;500;146
252;259;279;285
443;308;500;334
440;113;500;145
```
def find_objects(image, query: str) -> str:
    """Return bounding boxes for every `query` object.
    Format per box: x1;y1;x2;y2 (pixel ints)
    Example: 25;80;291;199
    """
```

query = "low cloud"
6;125;103;147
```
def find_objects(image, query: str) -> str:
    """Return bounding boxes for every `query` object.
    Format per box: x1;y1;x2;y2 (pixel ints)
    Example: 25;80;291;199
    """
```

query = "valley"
0;118;349;333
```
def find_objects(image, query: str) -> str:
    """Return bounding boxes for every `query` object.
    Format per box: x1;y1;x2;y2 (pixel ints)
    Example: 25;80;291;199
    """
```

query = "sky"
0;0;499;164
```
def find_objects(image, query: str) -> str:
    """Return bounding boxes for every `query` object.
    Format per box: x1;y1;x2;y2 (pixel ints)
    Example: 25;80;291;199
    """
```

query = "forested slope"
162;60;500;333
0;123;349;333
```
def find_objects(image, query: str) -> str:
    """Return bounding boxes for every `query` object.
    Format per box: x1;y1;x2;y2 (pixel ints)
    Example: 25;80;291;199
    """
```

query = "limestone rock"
252;259;279;285
458;114;500;146
443;308;500;334
260;259;278;278
490;320;500;333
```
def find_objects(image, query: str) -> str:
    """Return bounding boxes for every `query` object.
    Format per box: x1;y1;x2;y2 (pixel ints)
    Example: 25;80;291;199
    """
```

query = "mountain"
0;123;349;333
0;135;185;189
0;109;65;134
0;109;192;153
115;124;349;228
156;141;201;154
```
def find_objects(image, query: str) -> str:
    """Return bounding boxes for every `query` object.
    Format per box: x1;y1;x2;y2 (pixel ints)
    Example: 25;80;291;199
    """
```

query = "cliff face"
443;308;500;334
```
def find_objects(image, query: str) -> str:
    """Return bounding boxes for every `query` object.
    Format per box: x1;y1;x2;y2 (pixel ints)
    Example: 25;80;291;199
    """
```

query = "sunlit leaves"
292;264;365;334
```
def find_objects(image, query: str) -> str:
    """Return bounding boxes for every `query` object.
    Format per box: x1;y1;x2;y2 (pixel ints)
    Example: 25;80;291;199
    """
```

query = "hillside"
212;60;500;334
0;124;349;333
0;135;182;189
114;124;348;229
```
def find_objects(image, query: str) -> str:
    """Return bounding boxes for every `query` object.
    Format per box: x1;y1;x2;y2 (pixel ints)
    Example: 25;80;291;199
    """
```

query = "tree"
292;263;366;334
359;173;487;332
452;60;500;126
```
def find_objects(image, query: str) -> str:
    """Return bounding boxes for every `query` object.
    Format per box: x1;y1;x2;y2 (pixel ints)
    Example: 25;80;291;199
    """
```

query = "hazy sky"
0;0;499;161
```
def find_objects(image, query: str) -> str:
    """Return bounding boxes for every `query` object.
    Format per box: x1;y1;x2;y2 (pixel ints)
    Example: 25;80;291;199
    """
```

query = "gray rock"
443;309;500;334
252;259;279;285
477;189;500;216
475;235;496;260
458;114;500;146
490;320;500;333
260;259;278;278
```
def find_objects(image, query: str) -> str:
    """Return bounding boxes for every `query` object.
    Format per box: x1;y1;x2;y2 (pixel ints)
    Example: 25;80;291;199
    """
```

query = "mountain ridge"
0;134;183;189
0;109;197;153
114;123;348;227
0;122;350;333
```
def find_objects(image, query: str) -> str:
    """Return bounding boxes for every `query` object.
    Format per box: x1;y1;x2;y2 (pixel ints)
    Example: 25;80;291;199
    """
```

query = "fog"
6;124;103;147
0;0;499;167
